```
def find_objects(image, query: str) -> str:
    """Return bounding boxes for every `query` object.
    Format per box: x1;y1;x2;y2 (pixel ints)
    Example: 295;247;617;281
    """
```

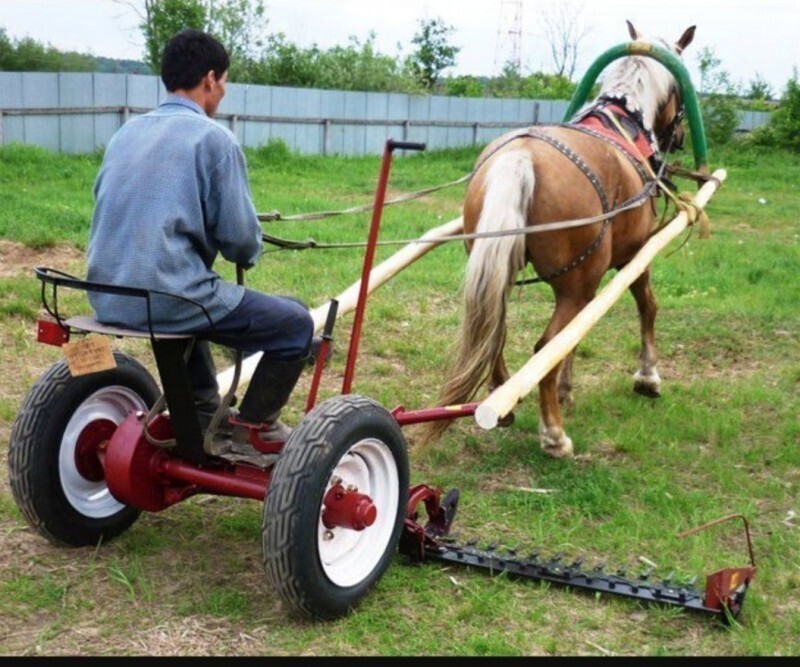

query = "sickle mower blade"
399;489;756;623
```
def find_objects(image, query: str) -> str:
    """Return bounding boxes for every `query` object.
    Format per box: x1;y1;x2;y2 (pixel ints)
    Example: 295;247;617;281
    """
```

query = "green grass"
0;140;798;656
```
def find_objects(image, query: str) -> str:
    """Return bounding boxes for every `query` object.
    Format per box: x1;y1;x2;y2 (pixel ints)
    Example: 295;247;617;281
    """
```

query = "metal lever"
388;140;426;152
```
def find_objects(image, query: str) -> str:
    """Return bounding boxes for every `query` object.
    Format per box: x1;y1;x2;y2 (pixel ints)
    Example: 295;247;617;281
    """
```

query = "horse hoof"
539;424;574;459
633;369;661;398
497;411;515;428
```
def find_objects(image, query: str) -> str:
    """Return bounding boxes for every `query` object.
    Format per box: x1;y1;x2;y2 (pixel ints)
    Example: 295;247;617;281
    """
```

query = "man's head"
161;29;230;117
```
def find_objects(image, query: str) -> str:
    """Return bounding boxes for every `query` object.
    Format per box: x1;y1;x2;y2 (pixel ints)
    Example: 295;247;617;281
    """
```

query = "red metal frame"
32;139;425;533
391;403;479;426
341;141;396;395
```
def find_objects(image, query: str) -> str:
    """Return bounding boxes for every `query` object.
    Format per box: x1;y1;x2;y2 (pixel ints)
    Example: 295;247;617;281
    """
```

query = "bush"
250;138;293;163
700;93;740;146
760;69;800;152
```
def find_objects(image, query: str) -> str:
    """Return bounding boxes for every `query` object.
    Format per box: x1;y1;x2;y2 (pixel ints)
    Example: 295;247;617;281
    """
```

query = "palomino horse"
419;22;696;458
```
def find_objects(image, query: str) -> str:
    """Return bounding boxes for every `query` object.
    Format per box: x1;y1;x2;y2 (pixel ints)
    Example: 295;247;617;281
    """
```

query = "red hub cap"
74;419;117;482
322;484;378;531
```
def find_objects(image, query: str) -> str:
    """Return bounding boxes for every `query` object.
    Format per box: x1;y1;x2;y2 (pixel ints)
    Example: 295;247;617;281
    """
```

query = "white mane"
597;37;679;130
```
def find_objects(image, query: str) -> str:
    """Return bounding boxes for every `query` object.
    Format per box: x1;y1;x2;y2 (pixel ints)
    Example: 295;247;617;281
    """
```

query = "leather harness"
509;97;668;285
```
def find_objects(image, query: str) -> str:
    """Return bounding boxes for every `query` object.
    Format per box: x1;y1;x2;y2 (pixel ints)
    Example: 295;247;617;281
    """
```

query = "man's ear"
202;70;216;90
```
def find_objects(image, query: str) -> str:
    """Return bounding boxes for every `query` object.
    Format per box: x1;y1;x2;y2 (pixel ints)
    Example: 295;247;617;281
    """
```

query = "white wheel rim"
318;437;400;588
59;385;148;518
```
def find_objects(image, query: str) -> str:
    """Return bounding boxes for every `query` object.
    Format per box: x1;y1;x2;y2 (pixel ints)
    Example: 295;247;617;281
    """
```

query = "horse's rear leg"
536;298;586;459
629;269;661;398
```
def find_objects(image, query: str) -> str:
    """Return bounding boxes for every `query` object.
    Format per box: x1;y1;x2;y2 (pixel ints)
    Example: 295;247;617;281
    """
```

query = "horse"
417;21;696;459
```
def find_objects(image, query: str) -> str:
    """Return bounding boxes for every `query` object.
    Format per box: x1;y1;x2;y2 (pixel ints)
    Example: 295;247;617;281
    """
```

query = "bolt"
330;476;342;487
346;484;358;493
323;530;334;541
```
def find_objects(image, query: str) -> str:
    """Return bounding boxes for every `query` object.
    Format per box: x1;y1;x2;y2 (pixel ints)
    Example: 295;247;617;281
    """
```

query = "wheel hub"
74;418;117;482
322;483;377;531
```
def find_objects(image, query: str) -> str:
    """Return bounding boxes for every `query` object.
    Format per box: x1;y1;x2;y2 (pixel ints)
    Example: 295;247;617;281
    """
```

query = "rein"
260;95;705;259
261;123;658;253
257;173;472;223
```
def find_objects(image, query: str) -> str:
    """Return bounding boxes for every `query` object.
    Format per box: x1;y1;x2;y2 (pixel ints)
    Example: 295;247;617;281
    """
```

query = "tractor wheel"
8;352;160;547
262;394;409;620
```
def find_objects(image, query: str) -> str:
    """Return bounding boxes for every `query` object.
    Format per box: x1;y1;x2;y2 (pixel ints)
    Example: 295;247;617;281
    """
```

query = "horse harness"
507;97;669;286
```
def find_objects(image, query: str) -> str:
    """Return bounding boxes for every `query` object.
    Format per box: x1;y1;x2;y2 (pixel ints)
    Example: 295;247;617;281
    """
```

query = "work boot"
198;406;236;438
230;414;292;446
230;354;311;447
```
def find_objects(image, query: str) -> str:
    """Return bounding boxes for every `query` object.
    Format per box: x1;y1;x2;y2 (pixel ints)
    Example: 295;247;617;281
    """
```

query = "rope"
257;115;712;255
596;108;713;240
257;173;472;222
260;183;656;252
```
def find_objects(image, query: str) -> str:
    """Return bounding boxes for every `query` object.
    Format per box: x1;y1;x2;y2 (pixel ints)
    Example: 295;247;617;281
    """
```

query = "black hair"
160;29;230;92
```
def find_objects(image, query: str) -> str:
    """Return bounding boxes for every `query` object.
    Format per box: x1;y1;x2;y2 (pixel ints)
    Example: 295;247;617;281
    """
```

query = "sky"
1;0;798;94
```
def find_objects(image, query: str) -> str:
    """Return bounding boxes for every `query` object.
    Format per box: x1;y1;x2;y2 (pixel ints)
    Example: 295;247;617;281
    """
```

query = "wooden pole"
474;169;727;430
216;216;465;394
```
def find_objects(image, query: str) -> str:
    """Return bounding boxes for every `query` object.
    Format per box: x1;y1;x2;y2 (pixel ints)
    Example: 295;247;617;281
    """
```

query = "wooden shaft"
216;216;465;394
474;169;727;430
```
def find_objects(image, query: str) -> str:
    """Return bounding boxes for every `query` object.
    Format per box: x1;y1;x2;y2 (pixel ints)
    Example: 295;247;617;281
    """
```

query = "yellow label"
63;336;116;377
730;571;740;590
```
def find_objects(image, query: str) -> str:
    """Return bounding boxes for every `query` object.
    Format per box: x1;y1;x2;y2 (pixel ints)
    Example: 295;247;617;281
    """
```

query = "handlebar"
388;140;426;152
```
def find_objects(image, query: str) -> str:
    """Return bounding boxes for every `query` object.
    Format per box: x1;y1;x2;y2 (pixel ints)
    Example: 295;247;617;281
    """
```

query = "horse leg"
536;297;586;459
629;268;661;398
557;349;576;410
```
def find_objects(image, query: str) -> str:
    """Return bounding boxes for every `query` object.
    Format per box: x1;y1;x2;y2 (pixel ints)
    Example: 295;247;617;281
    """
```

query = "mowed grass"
0;138;798;657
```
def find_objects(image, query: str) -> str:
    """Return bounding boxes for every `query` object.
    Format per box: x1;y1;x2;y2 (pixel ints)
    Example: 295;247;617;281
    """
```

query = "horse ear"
626;20;642;41
675;26;696;54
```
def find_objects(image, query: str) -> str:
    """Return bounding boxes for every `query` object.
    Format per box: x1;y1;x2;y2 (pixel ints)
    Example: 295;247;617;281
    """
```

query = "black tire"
262;394;409;620
8;351;160;547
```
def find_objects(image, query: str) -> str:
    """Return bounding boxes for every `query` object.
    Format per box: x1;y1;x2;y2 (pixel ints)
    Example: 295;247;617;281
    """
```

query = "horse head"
612;21;697;154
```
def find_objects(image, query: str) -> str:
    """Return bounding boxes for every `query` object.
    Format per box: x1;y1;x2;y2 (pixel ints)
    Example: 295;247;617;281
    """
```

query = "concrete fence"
0;71;772;156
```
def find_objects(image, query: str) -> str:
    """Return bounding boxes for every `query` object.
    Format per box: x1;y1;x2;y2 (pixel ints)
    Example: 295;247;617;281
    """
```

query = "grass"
0;138;798;656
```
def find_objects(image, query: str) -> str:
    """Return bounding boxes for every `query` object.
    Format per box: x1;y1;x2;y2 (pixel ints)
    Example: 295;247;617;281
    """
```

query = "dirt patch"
0;241;84;278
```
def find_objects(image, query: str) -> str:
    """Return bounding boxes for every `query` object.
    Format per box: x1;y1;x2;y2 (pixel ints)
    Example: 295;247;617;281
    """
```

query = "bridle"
655;83;685;153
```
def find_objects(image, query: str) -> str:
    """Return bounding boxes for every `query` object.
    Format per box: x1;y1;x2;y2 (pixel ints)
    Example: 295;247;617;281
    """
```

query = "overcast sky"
1;0;798;94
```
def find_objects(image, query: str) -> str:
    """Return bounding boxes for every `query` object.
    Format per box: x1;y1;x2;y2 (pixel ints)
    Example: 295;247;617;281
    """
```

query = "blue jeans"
187;289;314;416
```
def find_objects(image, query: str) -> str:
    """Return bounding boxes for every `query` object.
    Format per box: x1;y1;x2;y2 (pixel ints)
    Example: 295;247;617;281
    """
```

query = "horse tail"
416;149;534;446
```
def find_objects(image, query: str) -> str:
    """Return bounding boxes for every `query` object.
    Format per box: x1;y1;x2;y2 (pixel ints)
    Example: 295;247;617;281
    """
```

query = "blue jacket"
86;95;262;332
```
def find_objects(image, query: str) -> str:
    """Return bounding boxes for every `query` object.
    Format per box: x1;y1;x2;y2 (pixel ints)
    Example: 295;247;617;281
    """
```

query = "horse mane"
596;38;678;129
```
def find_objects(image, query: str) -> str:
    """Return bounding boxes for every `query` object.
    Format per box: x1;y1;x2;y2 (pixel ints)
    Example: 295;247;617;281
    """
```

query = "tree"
136;0;207;73
766;69;800;151
251;32;418;93
206;0;268;81
541;0;588;80
119;0;267;77
0;28;12;66
409;17;460;91
695;46;740;145
696;46;722;95
745;73;774;102
0;28;94;72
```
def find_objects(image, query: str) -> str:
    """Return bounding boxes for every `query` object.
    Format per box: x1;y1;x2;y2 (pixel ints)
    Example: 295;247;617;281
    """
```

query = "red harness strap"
575;104;655;165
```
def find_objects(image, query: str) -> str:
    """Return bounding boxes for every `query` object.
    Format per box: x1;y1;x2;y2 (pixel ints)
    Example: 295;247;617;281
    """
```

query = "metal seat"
65;315;194;340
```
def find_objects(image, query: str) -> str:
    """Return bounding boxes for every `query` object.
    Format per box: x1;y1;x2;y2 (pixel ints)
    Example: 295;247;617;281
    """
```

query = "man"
86;29;314;452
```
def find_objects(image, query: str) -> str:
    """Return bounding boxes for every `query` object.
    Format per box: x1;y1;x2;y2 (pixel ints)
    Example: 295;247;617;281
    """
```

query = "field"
0;139;798;656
